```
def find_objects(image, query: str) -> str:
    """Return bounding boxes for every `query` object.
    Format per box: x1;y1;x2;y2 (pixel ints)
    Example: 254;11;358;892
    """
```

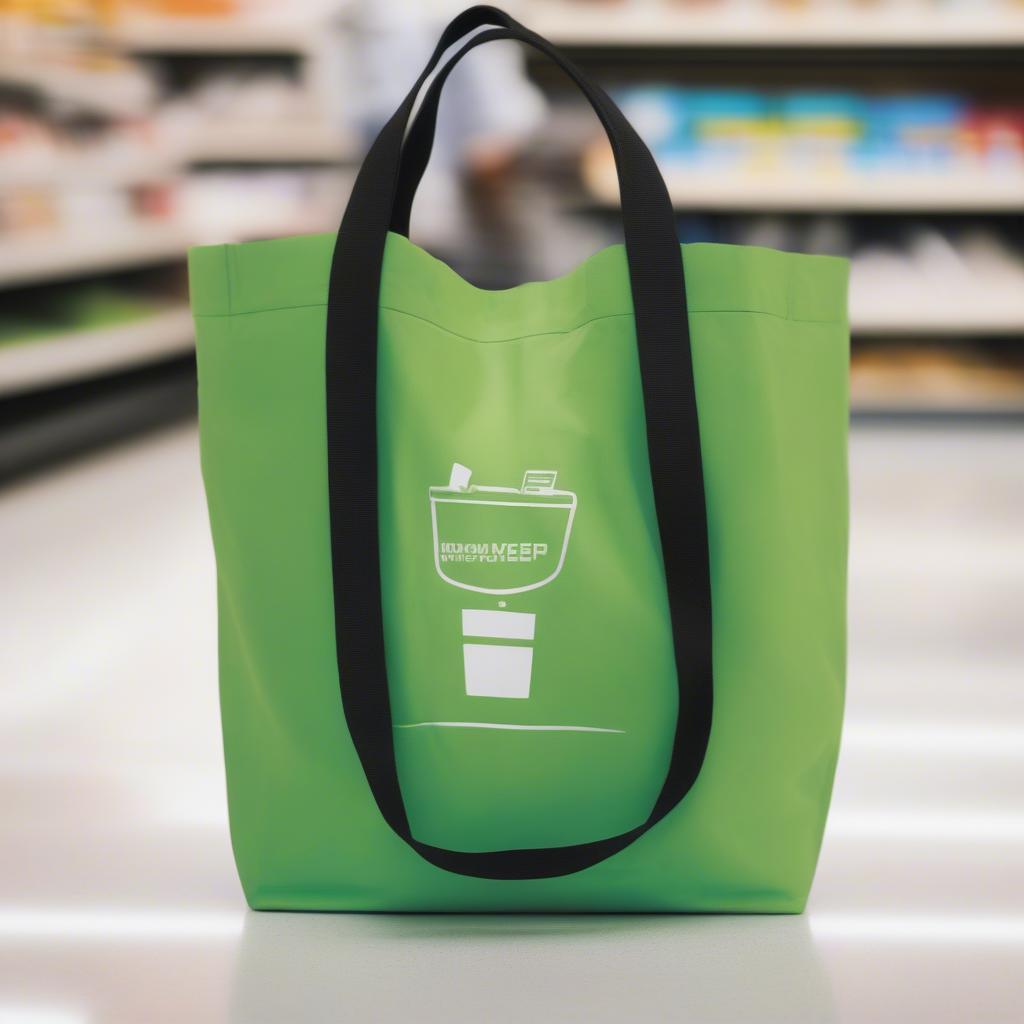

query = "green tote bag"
189;6;849;912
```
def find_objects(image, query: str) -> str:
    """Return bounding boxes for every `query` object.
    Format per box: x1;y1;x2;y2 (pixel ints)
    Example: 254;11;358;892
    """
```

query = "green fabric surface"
190;231;849;912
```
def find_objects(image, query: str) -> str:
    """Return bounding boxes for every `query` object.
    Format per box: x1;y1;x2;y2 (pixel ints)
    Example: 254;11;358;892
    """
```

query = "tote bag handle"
326;5;712;880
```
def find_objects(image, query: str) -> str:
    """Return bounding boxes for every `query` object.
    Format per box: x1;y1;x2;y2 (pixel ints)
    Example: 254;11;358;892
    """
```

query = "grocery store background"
1;1;1022;1022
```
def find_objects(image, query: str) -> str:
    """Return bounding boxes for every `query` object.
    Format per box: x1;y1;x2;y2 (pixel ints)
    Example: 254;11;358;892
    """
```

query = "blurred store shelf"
184;120;353;164
0;55;155;118
584;151;1024;212
852;299;1024;338
527;1;1024;48
107;13;327;54
0;153;179;190
850;342;1024;418
2;0;1021;441
0;223;194;289
189;209;341;246
0;307;194;398
851;392;1024;416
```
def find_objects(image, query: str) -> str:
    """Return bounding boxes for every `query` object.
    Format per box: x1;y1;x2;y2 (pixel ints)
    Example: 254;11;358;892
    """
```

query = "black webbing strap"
325;5;712;880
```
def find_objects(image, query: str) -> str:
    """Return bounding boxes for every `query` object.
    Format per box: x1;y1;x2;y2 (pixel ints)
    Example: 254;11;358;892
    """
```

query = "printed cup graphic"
429;464;577;596
430;464;577;699
462;609;536;698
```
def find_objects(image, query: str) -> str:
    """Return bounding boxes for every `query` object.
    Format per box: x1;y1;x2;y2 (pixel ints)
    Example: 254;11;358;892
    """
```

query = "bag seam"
193;303;845;336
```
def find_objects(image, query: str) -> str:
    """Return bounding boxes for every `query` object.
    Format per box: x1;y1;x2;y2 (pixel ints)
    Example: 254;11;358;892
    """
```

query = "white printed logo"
428;463;577;700
429;464;577;596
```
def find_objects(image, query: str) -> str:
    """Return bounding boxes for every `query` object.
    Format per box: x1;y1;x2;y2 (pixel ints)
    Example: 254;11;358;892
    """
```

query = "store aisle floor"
1;422;1021;1023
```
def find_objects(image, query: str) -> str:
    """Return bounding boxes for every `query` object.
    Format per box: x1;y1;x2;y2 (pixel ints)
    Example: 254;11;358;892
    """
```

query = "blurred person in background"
347;0;548;285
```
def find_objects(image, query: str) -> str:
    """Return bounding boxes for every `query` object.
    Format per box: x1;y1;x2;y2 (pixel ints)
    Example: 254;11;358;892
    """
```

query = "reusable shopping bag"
188;6;849;911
